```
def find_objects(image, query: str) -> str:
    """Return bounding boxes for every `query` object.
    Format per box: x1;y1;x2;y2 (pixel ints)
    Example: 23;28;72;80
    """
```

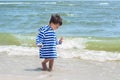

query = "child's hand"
37;44;43;48
59;37;63;44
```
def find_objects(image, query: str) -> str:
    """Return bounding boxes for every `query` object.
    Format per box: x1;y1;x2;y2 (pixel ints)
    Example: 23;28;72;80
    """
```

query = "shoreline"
1;45;120;61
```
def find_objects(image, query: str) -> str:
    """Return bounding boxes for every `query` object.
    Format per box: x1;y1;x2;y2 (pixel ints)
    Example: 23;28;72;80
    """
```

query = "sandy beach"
0;54;120;80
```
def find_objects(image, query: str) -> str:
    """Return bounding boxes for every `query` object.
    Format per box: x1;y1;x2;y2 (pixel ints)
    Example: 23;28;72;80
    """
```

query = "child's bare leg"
42;59;49;70
48;59;54;71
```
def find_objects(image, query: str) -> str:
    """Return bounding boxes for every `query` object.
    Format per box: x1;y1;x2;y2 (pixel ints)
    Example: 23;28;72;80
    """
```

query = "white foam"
0;46;38;56
66;13;76;17
79;50;120;62
57;37;120;61
0;37;120;62
0;2;31;5
58;38;86;49
58;48;120;62
44;2;57;4
99;3;109;6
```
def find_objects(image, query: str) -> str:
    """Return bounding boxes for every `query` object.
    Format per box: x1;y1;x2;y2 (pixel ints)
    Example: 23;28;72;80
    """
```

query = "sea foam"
0;38;120;62
0;2;31;5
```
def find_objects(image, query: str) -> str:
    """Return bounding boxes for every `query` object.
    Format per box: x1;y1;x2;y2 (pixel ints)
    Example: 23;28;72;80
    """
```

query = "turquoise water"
0;1;120;37
0;1;120;53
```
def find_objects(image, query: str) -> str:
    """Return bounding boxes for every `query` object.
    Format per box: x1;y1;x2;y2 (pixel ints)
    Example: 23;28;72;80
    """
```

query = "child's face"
50;23;60;30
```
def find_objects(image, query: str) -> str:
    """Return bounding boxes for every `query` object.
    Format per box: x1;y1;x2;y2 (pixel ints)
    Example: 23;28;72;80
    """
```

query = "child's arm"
36;29;44;48
57;37;63;45
36;35;43;48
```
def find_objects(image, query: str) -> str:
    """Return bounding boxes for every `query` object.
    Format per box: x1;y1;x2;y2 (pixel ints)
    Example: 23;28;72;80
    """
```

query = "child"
36;14;63;71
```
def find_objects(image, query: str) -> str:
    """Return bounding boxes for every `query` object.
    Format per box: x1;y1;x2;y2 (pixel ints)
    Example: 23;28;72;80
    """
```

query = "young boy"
36;14;63;71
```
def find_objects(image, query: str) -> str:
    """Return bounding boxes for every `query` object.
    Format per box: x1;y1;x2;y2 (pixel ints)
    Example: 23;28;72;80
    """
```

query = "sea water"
0;1;120;61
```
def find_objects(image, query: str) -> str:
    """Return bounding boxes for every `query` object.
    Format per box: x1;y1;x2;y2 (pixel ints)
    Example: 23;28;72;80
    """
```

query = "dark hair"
49;14;62;26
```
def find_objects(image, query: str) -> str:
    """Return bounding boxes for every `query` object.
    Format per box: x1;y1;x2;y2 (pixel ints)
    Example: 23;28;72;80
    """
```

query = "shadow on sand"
24;68;43;71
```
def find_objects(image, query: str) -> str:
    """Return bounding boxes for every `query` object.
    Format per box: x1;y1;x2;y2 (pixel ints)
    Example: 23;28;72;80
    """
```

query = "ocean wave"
58;48;120;62
1;45;120;62
61;13;78;17
0;33;120;52
0;2;31;5
0;35;120;61
99;3;109;6
0;33;20;45
57;38;86;49
86;37;120;52
43;2;57;5
0;46;38;56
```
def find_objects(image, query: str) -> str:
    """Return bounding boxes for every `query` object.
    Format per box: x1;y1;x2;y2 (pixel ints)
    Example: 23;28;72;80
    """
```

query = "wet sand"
0;55;120;80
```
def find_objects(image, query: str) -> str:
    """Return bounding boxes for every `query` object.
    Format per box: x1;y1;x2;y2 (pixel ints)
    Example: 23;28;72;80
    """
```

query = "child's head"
49;14;62;30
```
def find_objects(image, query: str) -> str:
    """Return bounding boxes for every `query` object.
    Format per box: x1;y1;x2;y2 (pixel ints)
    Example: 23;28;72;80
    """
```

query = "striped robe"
36;25;58;59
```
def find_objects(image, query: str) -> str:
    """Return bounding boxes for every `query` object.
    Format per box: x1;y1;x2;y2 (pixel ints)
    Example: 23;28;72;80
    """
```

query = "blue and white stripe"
36;25;58;58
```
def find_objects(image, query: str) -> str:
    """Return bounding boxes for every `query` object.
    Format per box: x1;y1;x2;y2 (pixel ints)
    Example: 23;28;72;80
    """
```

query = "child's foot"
48;68;53;72
42;62;48;71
